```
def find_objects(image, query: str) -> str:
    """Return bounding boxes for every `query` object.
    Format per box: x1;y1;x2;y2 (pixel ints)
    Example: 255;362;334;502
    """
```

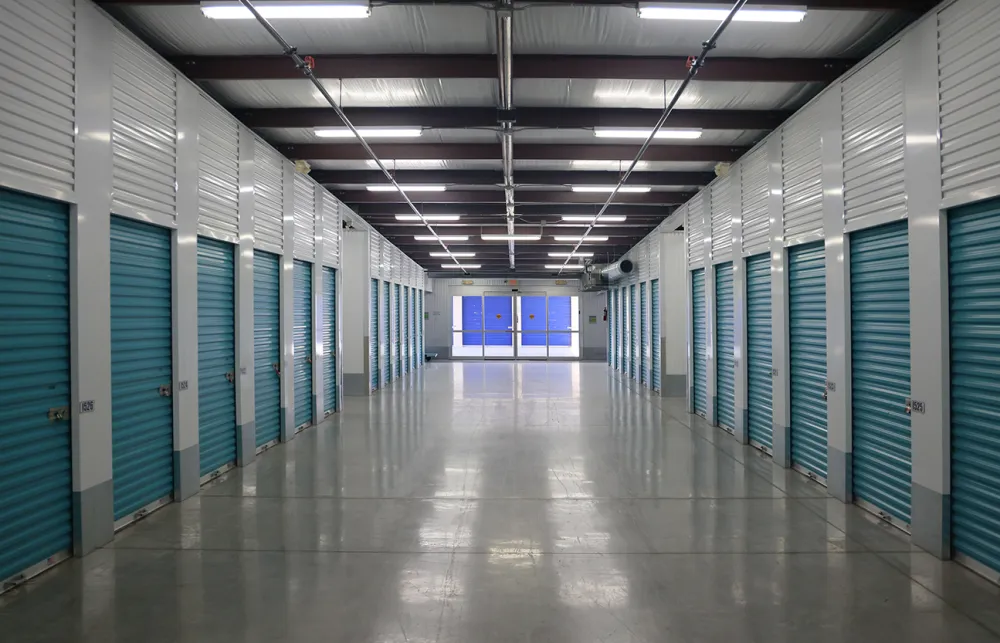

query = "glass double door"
451;293;580;359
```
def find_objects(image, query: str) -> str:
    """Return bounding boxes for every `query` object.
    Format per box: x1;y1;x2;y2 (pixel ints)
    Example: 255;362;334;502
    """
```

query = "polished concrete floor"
4;362;1000;642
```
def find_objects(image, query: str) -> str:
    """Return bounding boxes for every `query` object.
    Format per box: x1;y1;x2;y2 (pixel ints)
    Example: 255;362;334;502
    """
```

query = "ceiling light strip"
557;0;749;275
234;0;467;272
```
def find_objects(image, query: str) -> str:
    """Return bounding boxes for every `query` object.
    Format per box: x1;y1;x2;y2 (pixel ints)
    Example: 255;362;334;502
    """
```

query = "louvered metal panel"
607;290;613;367
711;177;733;261
253;250;280;447
789;241;828;480
843;45;905;225
392;247;402;283
369;232;381;279
686;202;704;268
0;0;75;198
253;142;284;253
322;191;340;267
782;116;823;240
746;253;773;451
939;2;1000;203
382;243;392;285
715;262;735;431
0;189;71;585
652;278;661;391
640;282;649;386
692;269;707;416
741;148;770;256
293;260;313;430
323;266;336;415
197;97;239;240
110;216;173;520
111;28;176;222
850;220;911;526
196;237;237;476
292;174;315;261
371;279;379;390
630;284;638;380
394;284;402;378
949;198;1000;576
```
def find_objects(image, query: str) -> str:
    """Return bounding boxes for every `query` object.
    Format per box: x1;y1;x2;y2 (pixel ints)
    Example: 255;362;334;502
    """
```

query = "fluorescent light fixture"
430;252;476;257
571;186;652;193
201;2;371;20
414;235;468;241
441;264;481;269
366;185;446;192
594;128;702;140
480;234;542;241
315;127;422;138
561;215;627;223
395;214;460;221
545;264;586;270
548;252;594;258
637;4;806;23
553;236;609;242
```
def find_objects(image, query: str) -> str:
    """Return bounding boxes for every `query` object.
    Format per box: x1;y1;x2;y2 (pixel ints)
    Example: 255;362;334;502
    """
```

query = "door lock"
225;371;236;383
159;384;172;398
904;397;912;415
272;362;280;375
48;406;70;422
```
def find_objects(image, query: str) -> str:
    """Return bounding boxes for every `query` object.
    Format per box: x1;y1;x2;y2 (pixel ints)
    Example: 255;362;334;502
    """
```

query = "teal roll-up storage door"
607;291;612;366
111;216;174;521
652;279;661;391
197;237;237;477
394;284;402;378
293;260;313;430
371;279;379;390
746;253;773;451
692;269;707;416
0;190;72;584
640;283;648;385
253;250;280;448
384;282;391;384
404;287;411;373
412;291;418;370
949;199;1000;574
323;266;336;415
715;262;735;431
419;291;424;366
630;284;637;379
613;290;620;370
789;241;828;480
850;220;911;525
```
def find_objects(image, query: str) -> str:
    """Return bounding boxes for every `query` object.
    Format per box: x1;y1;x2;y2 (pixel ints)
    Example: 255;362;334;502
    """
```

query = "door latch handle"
48;406;70;422
159;384;172;398
225;371;236;384
272;362;281;375
904;397;912;415
307;356;313;364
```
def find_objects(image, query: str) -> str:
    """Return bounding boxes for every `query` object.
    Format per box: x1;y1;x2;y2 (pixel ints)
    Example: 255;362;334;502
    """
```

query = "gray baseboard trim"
735;408;749;444
660;374;686;397
828;447;852;503
173;444;200;502
772;422;791;468
279;405;292;442
343;373;370;396
912;483;951;560
237;420;256;467
73;479;114;556
582;347;605;361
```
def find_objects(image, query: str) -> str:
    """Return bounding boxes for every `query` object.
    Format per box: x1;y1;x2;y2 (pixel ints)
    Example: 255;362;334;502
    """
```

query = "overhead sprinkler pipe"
557;0;749;275
236;0;468;273
496;1;516;270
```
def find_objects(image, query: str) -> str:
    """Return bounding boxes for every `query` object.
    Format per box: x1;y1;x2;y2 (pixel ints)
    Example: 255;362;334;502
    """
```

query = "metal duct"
587;258;634;283
496;2;515;269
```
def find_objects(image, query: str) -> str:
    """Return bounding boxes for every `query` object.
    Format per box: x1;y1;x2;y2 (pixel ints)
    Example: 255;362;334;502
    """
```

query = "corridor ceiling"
101;0;933;276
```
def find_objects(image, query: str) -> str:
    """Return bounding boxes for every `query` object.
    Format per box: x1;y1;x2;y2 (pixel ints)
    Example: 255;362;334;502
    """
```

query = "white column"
769;134;792;466
234;128;256;465
312;186;325;423
819;86;852;502
172;78;201;501
279;164;295;441
731;164;749;443
702;191;717;426
904;16;950;559
71;0;114;554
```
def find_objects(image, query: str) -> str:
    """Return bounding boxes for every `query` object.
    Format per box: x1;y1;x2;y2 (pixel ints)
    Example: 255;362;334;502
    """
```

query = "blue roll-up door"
383;282;391;384
746;253;773;451
323;266;336;415
0;189;72;584
394;284;402;376
850;220;911;525
652;279;661;391
629;285;637;378
253;250;280;448
640;283;648;385
949;199;1000;573
370;279;379;390
110;216;174;521
692;269;707;416
789;241;828;480
197;237;237;477
715;262;735;431
293;260;313;430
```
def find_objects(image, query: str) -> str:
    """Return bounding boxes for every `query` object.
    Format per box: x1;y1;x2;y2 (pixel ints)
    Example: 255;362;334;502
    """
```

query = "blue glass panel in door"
548;296;572;345
521;296;546;345
484;296;513;345
462;295;483;345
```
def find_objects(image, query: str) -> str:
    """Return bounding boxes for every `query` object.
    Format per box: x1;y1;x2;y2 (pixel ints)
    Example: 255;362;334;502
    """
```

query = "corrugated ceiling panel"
939;1;1000;204
0;0;75;198
321;191;340;268
253;140;284;252
843;44;905;226
741;147;770;256
201;78;498;109
112;27;177;221
782;114;823;241
711;176;733;262
292;173;316;261
197;95;240;240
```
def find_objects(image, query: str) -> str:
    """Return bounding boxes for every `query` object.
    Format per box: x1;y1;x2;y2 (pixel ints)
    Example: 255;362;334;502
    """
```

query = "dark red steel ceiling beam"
281;143;746;162
337;190;692;205
313;169;714;186
238;107;789;130
171;53;852;82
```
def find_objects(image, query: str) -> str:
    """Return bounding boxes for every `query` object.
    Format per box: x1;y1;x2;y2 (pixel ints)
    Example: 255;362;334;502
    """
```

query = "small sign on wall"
588;315;597;324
